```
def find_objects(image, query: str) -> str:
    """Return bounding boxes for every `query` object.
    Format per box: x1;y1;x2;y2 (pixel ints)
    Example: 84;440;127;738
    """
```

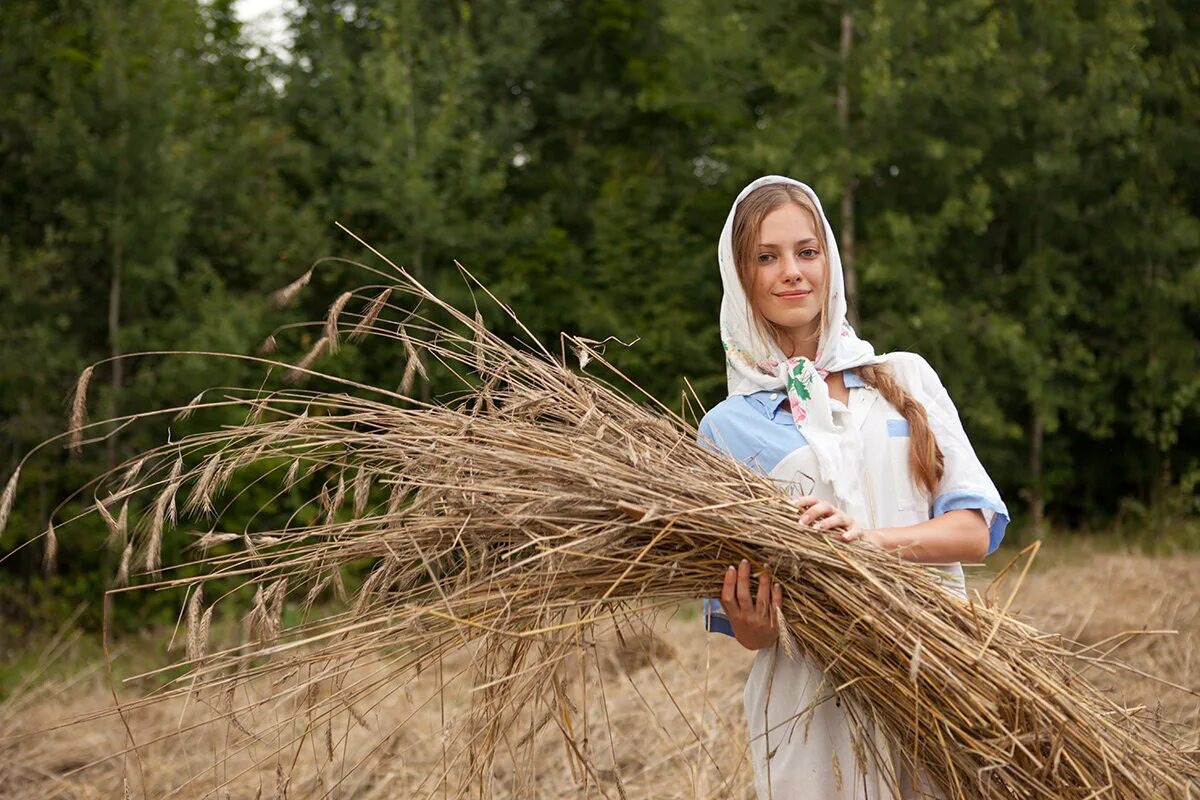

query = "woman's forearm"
871;508;989;564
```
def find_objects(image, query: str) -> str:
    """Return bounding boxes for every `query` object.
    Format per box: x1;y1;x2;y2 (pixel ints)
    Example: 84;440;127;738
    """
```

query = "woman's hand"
721;559;782;651
792;496;882;546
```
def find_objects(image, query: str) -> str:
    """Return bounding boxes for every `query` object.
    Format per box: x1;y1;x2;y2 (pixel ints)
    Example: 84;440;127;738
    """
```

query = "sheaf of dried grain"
910;639;924;684
776;603;799;662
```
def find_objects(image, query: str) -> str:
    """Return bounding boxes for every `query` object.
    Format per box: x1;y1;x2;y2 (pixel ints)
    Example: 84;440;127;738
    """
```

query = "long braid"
857;364;944;496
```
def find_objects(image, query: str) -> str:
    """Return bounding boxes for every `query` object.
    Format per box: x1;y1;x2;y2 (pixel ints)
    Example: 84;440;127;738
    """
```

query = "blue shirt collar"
843;369;867;389
745;369;865;418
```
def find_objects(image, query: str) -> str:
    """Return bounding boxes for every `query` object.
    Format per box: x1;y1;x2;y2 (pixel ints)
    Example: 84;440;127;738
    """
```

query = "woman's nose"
782;253;803;278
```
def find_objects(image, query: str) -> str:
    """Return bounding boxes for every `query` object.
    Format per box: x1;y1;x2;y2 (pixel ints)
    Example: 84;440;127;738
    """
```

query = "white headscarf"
715;174;1009;544
718;175;883;517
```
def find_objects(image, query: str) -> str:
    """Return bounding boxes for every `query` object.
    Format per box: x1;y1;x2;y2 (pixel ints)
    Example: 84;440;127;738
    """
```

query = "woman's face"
749;202;827;349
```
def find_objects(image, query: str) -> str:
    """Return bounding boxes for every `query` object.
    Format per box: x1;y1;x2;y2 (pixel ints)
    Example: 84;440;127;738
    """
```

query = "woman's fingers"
814;511;855;531
719;561;785;651
722;561;775;616
721;565;738;612
736;559;753;609
798;501;835;527
771;584;782;630
791;495;820;510
756;572;772;619
794;496;858;532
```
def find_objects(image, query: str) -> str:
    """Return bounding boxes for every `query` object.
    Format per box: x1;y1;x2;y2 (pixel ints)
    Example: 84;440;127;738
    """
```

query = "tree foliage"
1;0;1197;628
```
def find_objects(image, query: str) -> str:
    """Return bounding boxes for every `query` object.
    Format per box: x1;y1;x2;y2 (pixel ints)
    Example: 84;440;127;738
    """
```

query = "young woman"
698;175;1009;799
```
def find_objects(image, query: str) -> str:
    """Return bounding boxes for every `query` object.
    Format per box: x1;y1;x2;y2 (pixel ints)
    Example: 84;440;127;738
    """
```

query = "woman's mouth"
775;290;811;300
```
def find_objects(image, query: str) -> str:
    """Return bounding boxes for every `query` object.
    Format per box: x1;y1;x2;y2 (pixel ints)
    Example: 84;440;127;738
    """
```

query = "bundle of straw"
9;237;1199;798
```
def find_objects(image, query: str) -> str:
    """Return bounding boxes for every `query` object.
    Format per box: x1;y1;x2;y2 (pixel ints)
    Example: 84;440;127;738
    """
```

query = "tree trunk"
404;34;431;404
106;204;123;468
1028;405;1045;540
837;10;858;326
106;112;127;468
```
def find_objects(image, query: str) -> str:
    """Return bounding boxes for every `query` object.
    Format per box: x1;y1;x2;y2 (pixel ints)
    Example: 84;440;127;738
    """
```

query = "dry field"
2;544;1196;799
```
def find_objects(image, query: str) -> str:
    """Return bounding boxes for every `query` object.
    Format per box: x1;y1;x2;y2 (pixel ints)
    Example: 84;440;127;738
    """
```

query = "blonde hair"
731;184;945;496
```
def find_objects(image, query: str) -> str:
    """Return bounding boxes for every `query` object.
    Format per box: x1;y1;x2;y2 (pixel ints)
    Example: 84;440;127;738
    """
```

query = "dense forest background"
1;0;1197;630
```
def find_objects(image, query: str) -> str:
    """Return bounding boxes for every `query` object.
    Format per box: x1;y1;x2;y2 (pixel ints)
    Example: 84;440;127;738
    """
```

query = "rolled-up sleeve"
899;354;1010;555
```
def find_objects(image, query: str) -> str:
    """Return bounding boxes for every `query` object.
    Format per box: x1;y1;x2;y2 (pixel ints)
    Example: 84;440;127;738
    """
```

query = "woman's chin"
766;315;820;339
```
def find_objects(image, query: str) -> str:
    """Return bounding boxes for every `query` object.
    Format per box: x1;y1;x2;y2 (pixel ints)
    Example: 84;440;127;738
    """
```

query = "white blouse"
696;353;1008;799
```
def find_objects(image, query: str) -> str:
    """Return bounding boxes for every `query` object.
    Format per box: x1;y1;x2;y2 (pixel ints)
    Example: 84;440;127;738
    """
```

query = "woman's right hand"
721;559;782;651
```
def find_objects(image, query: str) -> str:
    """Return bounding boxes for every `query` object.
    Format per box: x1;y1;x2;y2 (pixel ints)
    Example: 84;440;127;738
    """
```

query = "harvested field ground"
2;543;1197;799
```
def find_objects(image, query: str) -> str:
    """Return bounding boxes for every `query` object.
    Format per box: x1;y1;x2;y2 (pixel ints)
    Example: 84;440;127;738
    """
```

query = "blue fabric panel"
703;598;735;637
932;491;1010;555
697;394;808;475
887;418;910;437
843;369;867;389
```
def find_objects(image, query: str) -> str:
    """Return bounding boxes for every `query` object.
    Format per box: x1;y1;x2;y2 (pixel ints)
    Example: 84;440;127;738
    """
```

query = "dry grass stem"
285;336;330;385
115;543;132;588
0;465;18;538
185;454;221;519
41;521;57;576
350;287;392;342
68;365;93;456
269;267;314;309
96;496;124;550
325;290;353;354
186;585;205;662
175;392;207;422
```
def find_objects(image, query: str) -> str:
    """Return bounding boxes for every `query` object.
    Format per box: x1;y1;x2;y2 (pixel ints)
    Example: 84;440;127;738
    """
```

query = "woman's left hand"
792;496;885;547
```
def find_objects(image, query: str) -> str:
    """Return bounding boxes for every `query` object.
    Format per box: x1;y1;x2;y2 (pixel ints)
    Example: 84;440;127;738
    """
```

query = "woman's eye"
800;248;819;259
757;253;775;264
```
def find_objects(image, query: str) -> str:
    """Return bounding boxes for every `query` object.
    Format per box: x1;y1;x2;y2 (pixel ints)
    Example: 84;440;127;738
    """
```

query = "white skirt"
744;647;941;800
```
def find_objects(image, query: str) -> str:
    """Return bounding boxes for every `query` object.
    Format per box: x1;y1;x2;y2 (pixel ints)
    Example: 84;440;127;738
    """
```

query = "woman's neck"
778;329;819;361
